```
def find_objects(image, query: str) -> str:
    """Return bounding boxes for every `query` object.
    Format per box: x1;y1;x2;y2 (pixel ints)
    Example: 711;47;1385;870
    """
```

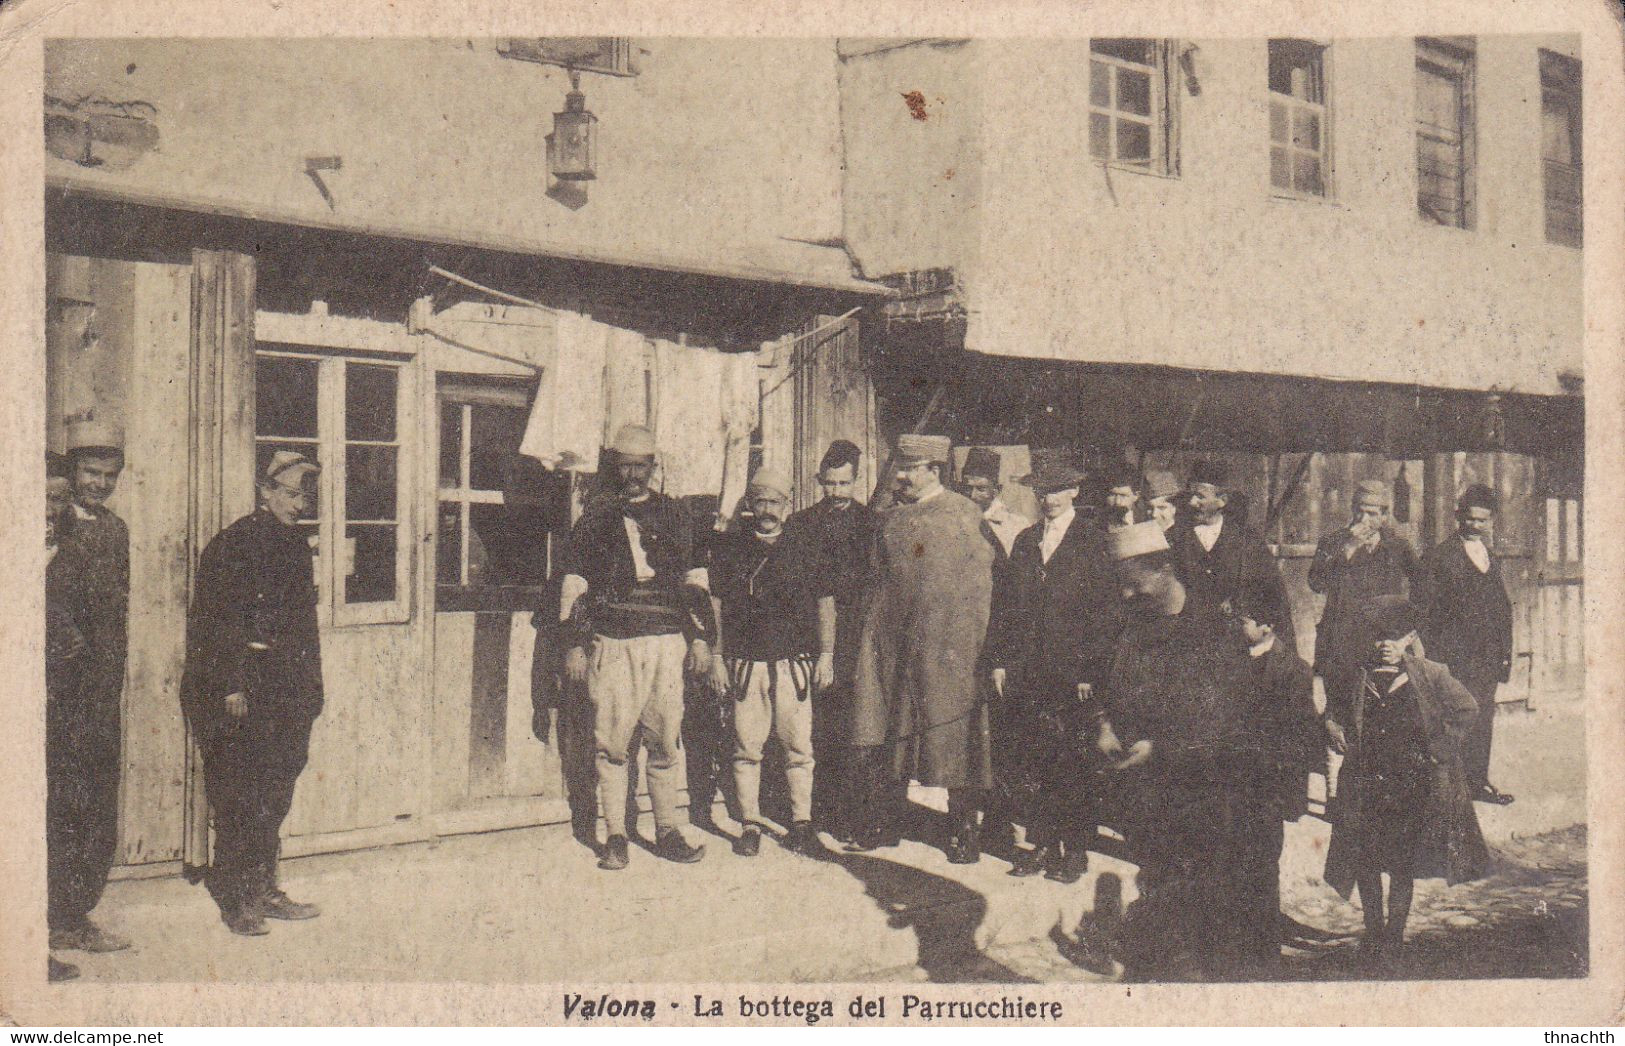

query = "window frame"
434;379;562;613
1415;37;1477;230
1539;49;1582;249
254;336;416;629
1267;38;1334;202
1087;39;1181;178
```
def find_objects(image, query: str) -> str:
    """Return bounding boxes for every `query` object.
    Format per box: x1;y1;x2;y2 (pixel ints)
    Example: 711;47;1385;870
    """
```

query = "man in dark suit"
1307;479;1423;700
1417;484;1516;805
182;450;327;935
1169;459;1296;651
987;455;1122;880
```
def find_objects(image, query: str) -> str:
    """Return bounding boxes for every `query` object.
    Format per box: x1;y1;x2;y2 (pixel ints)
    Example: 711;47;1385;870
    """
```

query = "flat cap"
608;424;658;460
1107;520;1171;562
896;433;952;464
1143;469;1182;501
746;467;792;502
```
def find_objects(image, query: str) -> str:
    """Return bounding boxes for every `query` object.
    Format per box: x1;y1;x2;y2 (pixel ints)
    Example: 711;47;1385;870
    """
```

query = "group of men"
43;411;1517;981
45;425;325;979
558;424;1517;975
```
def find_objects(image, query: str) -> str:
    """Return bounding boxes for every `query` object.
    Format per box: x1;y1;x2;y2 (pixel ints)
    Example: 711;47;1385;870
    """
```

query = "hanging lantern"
550;83;597;181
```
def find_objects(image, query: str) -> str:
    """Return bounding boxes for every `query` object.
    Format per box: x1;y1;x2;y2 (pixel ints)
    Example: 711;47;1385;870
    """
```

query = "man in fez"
850;434;995;858
960;446;1030;557
785;439;878;839
182;451;326;936
1143;469;1183;533
987;451;1121;879
47;422;132;957
1169;458;1296;651
1417;484;1517;805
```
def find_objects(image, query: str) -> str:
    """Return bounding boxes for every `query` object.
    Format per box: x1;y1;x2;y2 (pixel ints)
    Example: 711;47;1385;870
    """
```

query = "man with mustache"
47;421;131;957
706;468;831;857
560;425;715;870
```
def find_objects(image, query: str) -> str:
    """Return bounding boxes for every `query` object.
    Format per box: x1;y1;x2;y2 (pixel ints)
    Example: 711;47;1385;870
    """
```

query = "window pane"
1416;63;1460;133
1117;120;1152;162
346;444;398;522
1542;94;1575;164
1293;108;1321;151
346;363;397;442
1091;38;1156;66
437;502;463;585
1294;152;1325;195
1089;60;1110;108
1269;100;1288;143
1089;112;1111;160
255;440;321;520
1117;69;1152;116
470;502;553;587
1269;40;1323;102
439;400;463;489
468;403;527;491
345;524;397;604
1270;146;1291;189
256;355;318;439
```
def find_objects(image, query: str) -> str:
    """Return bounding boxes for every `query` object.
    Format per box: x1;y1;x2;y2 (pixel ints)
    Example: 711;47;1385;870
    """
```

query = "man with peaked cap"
1415;484;1517;805
986;451;1122;878
960;446;1030;557
182;450;327;936
1307;478;1423;724
785;439;878;838
706;467;832;857
850;434;995;857
559;424;715;869
1093;521;1279;980
1169;458;1296;651
47;420;132;956
1142;470;1183;533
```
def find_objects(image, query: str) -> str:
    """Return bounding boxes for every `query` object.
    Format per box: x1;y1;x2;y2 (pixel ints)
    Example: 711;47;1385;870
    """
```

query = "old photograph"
4;6;1620;1027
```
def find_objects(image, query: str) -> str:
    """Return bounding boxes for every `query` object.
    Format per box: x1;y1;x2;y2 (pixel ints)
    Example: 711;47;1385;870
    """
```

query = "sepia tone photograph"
3;1;1621;1028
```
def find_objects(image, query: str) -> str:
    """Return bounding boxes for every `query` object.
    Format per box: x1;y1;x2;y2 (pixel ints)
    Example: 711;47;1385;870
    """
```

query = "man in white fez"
706;468;831;858
560;424;714;869
1416;484;1516;805
850;434;995;857
1093;521;1279;980
47;421;131;956
182;450;326;936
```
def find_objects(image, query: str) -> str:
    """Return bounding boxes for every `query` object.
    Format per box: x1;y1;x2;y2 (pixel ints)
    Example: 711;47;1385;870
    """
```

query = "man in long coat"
1307;478;1422;698
850;434;994;856
987;455;1121;879
48;423;132;957
1416;484;1516;805
182;451;326;936
1169;459;1296;651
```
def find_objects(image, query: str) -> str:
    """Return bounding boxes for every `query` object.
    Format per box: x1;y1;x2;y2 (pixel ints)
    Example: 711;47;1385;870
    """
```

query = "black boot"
1009;844;1049;877
654;828;706;864
784;821;829;858
598;834;630;871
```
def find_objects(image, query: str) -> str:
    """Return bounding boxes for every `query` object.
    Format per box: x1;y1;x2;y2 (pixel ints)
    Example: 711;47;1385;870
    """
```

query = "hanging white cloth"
651;340;730;498
603;324;652;442
519;310;605;471
717;349;761;521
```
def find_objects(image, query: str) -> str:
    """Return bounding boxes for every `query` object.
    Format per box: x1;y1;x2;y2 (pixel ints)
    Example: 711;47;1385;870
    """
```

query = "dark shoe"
1008;845;1048;877
844;828;900;853
734;825;762;857
256;889;321;920
1474;784;1516;805
222;907;270;937
654;828;706;864
784;821;829;858
598;834;630;871
1045;843;1087;884
946;828;981;865
48;956;80;982
49;921;131;953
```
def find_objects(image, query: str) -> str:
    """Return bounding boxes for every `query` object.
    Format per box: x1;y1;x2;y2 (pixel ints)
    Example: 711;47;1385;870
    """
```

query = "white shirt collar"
1193;516;1223;551
983;497;1008;522
1044;507;1075;533
1248;634;1276;659
73;503;96;521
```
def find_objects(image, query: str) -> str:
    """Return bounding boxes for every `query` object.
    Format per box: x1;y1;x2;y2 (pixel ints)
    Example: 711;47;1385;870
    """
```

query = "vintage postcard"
0;0;1620;1028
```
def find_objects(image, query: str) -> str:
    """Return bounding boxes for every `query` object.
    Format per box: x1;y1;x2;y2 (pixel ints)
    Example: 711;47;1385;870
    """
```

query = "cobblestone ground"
876;825;1587;984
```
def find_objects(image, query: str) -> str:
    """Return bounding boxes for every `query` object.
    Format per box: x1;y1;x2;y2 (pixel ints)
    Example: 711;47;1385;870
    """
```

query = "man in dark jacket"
181;450;326;936
784;439;877;839
1417;484;1516;805
987;455;1120;879
559;425;715;870
48;424;132;957
1307;479;1422;698
1169;459;1296;652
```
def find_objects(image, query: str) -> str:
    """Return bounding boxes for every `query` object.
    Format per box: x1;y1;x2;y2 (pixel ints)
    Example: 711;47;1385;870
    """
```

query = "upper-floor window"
1541;50;1582;248
1089;39;1178;176
1268;39;1330;199
256;348;412;626
497;38;638;77
1416;38;1476;229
